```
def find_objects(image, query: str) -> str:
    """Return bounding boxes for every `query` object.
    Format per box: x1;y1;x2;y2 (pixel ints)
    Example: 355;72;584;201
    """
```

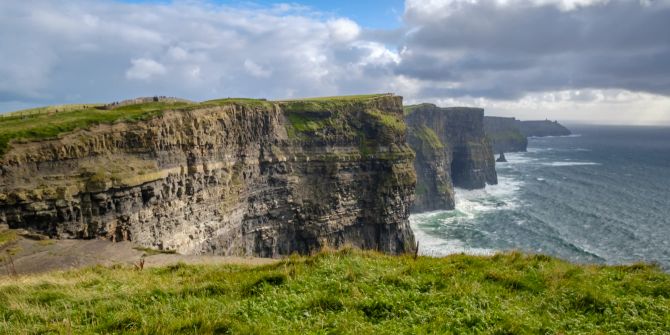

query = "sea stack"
496;152;507;163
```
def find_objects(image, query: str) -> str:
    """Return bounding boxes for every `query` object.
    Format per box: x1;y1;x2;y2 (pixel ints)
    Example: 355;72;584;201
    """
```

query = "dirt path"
0;229;278;276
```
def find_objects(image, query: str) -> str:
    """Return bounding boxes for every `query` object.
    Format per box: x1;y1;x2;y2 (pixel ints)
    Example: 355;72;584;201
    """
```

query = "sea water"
410;125;670;269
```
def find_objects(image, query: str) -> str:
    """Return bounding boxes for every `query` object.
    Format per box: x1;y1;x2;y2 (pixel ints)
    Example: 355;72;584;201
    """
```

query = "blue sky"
121;0;405;28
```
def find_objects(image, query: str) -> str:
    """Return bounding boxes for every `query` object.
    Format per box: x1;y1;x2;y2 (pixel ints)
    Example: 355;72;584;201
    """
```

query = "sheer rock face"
0;96;416;257
406;104;497;212
484;116;528;153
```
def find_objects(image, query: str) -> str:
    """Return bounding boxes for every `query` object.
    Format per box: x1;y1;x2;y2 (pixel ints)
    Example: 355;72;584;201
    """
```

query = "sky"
1;0;669;124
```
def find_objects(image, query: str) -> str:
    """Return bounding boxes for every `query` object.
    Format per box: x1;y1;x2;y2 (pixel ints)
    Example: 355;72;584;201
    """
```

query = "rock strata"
0;95;416;257
406;104;497;212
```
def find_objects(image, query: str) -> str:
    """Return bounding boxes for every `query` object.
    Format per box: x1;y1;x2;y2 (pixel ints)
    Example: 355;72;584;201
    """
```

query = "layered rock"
405;104;497;212
484;116;528;153
0;95;416;257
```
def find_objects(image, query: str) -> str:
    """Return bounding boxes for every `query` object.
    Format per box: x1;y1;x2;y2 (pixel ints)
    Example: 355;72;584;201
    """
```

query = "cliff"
517;120;571;137
405;104;497;212
0;94;416;257
484;116;528;153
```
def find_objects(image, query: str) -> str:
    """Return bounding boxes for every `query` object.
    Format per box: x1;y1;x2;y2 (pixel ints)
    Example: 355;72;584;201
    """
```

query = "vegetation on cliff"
1;249;668;334
0;94;401;157
0;101;191;156
487;131;527;149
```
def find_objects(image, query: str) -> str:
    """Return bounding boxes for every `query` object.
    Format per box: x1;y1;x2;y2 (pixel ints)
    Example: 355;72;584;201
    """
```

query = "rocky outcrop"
405;104;497;212
518;120;571;137
0;95;416;257
484;116;528;153
496;153;507;163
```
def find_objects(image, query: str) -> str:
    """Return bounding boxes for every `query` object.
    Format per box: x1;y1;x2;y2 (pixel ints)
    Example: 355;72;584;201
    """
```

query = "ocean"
410;125;670;270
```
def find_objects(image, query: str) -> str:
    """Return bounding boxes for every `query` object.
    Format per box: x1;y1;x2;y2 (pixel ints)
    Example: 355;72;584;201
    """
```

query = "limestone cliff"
484;116;528;153
0;95;416;257
518;120;571;137
405;104;497;212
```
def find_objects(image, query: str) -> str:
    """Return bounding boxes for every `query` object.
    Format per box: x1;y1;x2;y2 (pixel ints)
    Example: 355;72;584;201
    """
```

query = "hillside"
1;249;668;334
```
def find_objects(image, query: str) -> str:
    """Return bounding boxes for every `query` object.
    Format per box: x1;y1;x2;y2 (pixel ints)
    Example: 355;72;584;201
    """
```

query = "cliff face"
484;116;528;153
0;95;416;257
517;120;571;137
405;104;497;212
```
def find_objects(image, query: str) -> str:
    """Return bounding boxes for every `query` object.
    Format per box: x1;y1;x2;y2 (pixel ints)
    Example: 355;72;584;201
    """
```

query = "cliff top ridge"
0;93;397;156
403;103;484;116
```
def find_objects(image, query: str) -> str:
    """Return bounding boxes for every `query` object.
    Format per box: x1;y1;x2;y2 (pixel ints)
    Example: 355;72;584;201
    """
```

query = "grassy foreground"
1;250;669;334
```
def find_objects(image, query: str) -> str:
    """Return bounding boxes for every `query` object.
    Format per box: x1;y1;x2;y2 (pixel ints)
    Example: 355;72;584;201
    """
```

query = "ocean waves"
410;127;670;269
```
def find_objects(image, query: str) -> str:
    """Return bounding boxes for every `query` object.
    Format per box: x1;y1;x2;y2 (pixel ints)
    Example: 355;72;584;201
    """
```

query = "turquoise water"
411;125;670;269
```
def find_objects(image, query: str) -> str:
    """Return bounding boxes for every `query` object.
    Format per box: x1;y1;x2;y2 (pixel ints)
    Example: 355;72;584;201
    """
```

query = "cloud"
126;58;167;80
0;0;402;107
398;0;670;101
243;59;272;78
0;0;668;124
327;18;361;43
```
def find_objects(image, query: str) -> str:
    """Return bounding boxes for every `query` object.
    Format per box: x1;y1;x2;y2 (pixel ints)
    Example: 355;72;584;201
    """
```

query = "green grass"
132;247;178;256
365;108;406;134
0;101;191;156
279;94;390;114
280;94;389;102
1;249;669;334
0;230;18;248
0;95;398;157
403;103;436;116
280;94;406;152
3;104;104;118
412;125;444;150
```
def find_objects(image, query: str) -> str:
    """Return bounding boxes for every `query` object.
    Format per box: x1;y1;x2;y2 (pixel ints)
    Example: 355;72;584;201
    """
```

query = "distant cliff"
485;118;572;153
0;95;416;257
406;104;497;212
484;116;528;153
518;120;571;137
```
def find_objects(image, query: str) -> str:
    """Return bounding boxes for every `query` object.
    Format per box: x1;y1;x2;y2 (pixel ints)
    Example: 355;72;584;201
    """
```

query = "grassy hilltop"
0;94;398;156
1;249;669;334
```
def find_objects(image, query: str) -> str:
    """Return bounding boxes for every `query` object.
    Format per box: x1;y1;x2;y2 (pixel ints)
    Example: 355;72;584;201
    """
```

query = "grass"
1;249;669;334
0;94;398;157
133;247;178;256
412;125;444;150
280;94;406;154
403;103;437;116
2;103;104;118
0;230;18;248
279;94;391;114
279;94;389;103
0;101;191;156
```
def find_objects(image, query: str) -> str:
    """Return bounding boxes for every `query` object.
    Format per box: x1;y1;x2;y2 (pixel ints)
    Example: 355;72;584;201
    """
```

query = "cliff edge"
518;120;571;137
405;104;497;212
484;116;528;153
0;94;416;257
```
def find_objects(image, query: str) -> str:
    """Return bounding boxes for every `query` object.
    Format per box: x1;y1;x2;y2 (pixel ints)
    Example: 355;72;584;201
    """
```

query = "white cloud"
126;58;167;81
243;59;272;78
327;18;361;43
0;0;668;125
